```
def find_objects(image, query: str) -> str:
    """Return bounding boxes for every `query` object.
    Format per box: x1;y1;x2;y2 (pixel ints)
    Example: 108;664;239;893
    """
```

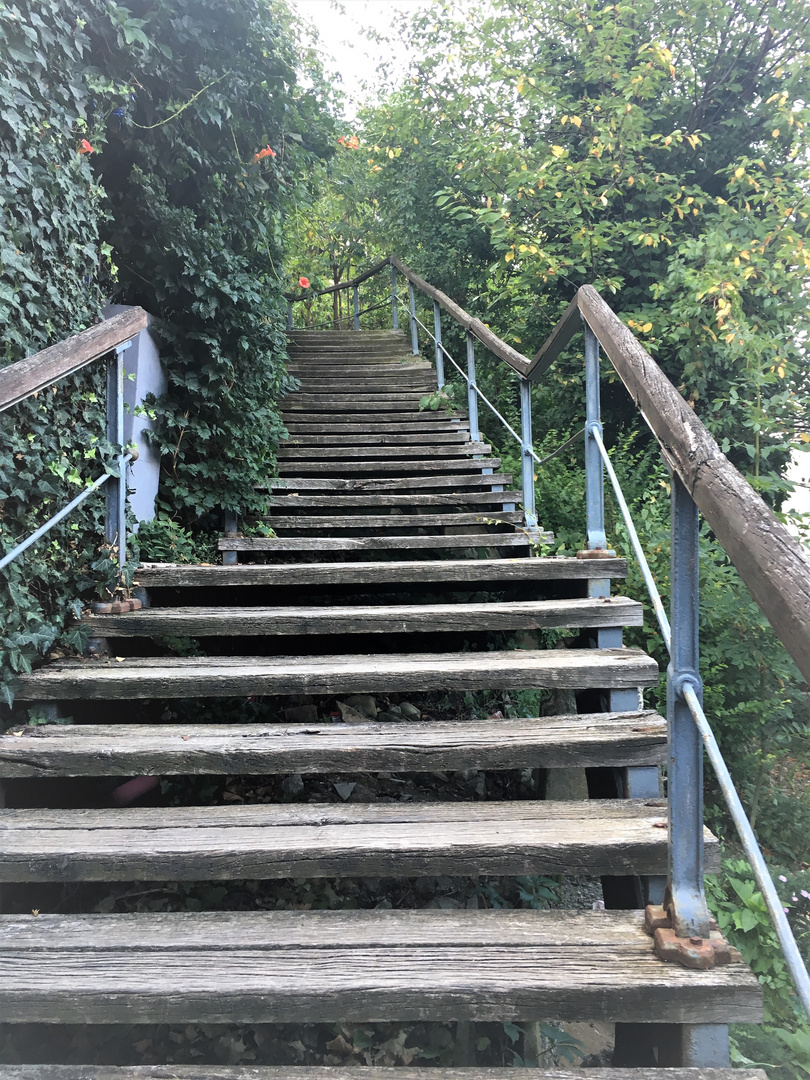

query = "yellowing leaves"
734;166;745;179
550;145;566;158
800;432;810;444
505;251;514;262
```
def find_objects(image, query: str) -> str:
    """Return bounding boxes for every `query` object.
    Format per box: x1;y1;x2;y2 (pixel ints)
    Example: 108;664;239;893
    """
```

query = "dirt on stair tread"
134;556;628;587
0;710;666;776
15;647;659;700
82;596;643;637
0;908;762;1025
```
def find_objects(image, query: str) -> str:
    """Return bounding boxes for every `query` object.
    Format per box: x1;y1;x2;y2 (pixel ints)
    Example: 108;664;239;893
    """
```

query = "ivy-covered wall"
0;0;334;704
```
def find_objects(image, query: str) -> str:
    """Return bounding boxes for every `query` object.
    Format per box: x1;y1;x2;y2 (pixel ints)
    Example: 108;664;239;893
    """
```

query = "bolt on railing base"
644;903;734;970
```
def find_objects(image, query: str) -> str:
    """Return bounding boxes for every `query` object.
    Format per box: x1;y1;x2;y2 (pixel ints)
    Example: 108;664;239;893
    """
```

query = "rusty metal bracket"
576;548;617;559
644;904;735;970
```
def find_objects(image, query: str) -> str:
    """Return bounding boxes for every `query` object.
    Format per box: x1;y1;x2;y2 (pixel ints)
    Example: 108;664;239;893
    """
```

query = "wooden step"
264;510;523;529
284;432;472;446
267;474;513;493
0;800;717;882
277;443;492;460
218;533;530;553
0;1068;770;1080
135;557;628;588
267;492;524;508
284;397;438;412
276;459;502;476
0;710;666;777
15;647;657;700
284;421;470;434
84;597;642;637
0;908;761;1023
284;414;467;426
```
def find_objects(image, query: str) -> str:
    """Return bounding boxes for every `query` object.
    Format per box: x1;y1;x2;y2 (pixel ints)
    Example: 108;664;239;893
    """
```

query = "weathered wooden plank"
283;400;455;413
276;459;502;476
264;511;523;530
0;1067;770;1080
0;710;665;777
577;284;810;684
266;474;513;492
84;596;642;637
390;257;532;379
267;492;524;508
283;432;470;446
218;533;528;552
284;421;470;433
134;556;627;588
0;908;761;1024
277;444;492;460
15;647;658;700
0;799;716;881
292;381;436;393
0;309;148;413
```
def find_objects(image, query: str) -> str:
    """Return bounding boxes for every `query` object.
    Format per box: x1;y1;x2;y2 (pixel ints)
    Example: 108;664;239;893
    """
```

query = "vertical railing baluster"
519;378;537;529
433;301;445;389
409;282;419;355
465;331;479;443
667;471;711;938
287;302;293;331
222;508;238;567
391;265;399;329
584;323;607;553
105;343;128;571
353;285;360;331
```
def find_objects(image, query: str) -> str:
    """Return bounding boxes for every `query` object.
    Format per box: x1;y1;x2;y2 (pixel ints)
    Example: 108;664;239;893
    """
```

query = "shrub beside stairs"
0;329;763;1077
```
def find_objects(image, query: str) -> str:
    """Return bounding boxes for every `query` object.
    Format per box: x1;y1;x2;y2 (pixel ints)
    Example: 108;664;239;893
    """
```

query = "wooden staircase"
0;329;763;1075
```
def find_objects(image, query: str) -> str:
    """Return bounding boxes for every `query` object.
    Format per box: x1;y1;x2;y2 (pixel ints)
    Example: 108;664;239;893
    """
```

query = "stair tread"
218;533;534;552
283;433;472;445
15;647;658;700
0;909;761;1024
263;511;522;529
135;557;628;587
266;492;523;507
266;474;513;492
0;710;666;776
84;597;643;637
277;444;492;459
0;799;717;882
275;459;502;475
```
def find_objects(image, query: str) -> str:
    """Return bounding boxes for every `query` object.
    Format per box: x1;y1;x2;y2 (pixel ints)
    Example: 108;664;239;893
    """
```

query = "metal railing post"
408;282;419;355
391;265;399;329
286;302;293;331
353;286;360;331
519;378;537;529
105;343;129;570
667;471;711;938
584;323;607;552
433;301;445;389
465;331;479;443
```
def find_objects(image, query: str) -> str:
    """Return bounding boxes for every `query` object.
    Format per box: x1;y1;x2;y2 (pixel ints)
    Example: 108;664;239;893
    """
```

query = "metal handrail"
589;424;810;1019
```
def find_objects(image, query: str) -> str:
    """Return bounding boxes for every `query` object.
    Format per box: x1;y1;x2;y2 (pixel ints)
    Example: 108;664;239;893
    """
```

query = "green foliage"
134;515;218;565
0;0;335;703
85;0;334;523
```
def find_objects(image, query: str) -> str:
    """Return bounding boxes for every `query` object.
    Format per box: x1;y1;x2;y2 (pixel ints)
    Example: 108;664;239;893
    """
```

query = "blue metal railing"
287;255;810;1024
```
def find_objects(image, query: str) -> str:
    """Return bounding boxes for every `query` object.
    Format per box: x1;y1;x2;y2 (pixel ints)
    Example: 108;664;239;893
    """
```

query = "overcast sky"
289;0;433;118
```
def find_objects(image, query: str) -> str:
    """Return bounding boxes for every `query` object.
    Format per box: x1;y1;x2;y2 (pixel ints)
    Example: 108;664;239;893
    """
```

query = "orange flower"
78;139;95;154
253;144;276;162
298;276;310;288
338;134;360;149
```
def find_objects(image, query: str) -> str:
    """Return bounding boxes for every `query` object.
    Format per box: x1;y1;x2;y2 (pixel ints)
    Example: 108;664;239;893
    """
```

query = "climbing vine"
0;0;335;704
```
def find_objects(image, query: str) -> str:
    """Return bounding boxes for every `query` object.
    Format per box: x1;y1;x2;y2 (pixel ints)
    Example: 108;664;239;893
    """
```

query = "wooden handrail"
533;284;810;684
0;308;149;412
390;256;532;377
